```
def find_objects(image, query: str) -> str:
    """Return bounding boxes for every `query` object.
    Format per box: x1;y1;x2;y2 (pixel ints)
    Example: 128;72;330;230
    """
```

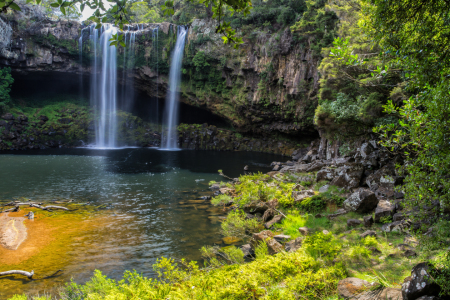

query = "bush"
221;209;260;238
303;231;342;259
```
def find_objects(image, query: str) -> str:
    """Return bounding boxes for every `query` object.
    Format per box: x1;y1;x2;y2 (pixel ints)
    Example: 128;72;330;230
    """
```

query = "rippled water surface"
0;148;281;297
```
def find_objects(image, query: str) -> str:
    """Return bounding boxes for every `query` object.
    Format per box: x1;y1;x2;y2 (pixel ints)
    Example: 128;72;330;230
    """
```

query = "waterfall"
79;31;83;100
161;26;188;150
152;27;159;126
89;24;118;148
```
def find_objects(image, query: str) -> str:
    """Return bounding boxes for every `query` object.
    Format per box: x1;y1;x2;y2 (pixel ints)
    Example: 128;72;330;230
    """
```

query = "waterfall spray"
161;26;188;150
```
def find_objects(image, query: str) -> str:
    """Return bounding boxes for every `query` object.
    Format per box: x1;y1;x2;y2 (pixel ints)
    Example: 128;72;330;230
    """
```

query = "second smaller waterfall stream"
161;26;188;150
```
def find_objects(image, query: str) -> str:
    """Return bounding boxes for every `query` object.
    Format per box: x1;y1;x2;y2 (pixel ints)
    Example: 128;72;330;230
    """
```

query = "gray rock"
285;237;303;252
347;219;362;227
393;212;407;222
416;296;440;300
316;168;335;182
337;277;375;299
319;184;330;193
343;188;379;213
1;113;14;120
403;249;417;257
292;190;315;203
264;214;284;229
360;230;377;238
382;220;410;233
240;244;254;258
375;200;396;223
402;263;441;300
360;142;374;159
329;163;364;190
298;227;310;236
364;215;374;227
327;208;348;219
273;234;291;243
266;238;283;255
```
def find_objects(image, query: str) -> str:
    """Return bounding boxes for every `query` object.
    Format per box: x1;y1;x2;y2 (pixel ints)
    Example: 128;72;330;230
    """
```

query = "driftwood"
29;204;69;211
3;202;42;207
0;270;34;279
1;206;19;213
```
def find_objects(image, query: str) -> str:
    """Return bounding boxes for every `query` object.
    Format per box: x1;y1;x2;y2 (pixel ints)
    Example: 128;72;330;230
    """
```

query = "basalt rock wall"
0;4;322;144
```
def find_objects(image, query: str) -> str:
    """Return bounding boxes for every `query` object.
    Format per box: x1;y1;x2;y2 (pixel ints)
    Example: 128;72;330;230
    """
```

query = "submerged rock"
0;214;27;250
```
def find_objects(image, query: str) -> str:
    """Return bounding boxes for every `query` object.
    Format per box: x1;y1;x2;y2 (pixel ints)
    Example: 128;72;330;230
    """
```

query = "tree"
128;1;163;23
0;0;252;48
362;0;450;240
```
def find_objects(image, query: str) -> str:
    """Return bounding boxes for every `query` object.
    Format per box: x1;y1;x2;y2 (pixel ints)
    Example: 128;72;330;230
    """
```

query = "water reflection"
0;148;282;297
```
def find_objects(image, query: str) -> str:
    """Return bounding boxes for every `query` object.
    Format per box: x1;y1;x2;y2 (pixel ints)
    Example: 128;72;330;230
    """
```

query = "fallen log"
1;206;19;213
29;204;69;211
0;270;34;279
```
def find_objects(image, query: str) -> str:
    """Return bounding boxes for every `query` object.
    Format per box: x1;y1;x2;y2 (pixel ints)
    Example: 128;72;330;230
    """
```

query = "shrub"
221;209;260;238
303;231;342;259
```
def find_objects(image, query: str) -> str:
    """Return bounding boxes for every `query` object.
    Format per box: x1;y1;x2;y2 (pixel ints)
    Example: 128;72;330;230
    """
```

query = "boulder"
292;190;315;202
364;215;374;227
319;184;330;193
415;296;440;300
375;200;396;223
327;208;348;219
337;277;375;299
252;230;274;243
339;277;402;299
240;244;255;258
264;214;284;229
329;163;364;190
273;234;291;243
393;212;407;222
266;238;283;255
316;168;336;182
285;237;303;252
403;249;417;257
360;142;374;159
347;219;362;227
343;188;379;213
402;263;441;300
298;227;310;236
381;220;410;233
360;230;377;238
1;113;14;120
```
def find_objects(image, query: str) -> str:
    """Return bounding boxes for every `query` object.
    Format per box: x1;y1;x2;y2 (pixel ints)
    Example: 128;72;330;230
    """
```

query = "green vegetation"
0;67;13;114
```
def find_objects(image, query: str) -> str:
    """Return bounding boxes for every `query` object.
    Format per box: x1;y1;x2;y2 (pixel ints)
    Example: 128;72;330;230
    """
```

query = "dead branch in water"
1;206;19;213
0;270;34;279
29;204;69;211
42;269;62;279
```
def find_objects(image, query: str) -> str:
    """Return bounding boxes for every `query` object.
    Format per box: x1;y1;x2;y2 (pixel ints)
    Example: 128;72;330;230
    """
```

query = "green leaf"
80;3;84;11
60;6;65;14
8;1;21;10
50;2;59;7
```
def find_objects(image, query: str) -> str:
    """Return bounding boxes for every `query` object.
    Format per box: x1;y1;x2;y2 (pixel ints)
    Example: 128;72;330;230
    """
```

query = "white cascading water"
152;27;159;126
161;26;188;150
89;24;118;148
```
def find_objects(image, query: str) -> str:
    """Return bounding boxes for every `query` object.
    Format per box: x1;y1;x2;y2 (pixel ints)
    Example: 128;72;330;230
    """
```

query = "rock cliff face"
0;6;322;142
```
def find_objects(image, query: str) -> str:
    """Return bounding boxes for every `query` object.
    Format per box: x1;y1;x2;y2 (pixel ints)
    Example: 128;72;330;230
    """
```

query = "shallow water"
0;148;282;297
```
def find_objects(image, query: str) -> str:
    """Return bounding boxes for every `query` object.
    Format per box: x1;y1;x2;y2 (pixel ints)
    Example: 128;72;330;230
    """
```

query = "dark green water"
0;148;282;297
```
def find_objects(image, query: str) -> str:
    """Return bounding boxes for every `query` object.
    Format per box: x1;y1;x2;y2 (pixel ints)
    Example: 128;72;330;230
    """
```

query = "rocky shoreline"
203;136;449;300
0;110;300;155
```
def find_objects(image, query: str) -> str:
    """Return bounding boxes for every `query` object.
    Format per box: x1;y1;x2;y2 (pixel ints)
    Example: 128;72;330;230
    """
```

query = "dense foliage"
0;67;13;114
